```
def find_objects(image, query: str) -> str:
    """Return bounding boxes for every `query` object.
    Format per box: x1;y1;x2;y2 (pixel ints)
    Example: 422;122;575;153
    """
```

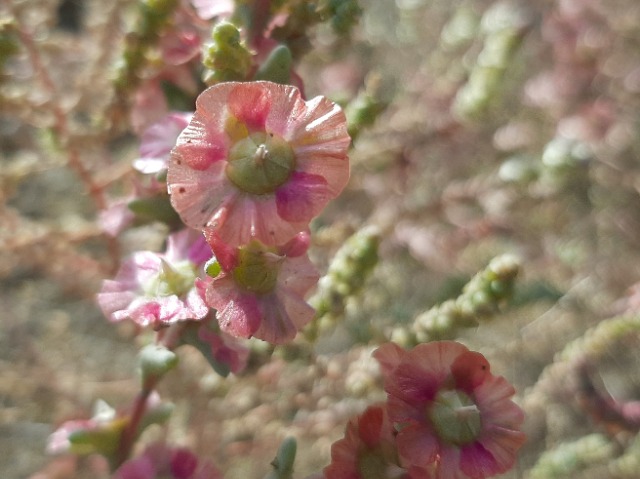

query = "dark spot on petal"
179;187;186;193
177;160;182;165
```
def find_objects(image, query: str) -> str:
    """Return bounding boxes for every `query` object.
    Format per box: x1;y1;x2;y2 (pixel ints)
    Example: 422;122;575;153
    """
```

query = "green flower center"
428;389;482;446
226;132;295;195
232;242;282;294
144;259;197;297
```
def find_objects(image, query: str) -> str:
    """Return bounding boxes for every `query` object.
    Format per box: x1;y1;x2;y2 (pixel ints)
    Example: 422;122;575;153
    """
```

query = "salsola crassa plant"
8;0;640;478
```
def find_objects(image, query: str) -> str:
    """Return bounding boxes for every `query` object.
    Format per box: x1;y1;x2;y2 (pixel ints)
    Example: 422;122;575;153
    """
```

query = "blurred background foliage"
3;0;640;477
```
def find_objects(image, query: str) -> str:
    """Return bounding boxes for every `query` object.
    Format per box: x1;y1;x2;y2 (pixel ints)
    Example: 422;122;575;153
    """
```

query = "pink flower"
373;342;526;479
114;442;222;479
135;112;194;175
197;232;319;344
97;229;211;327
197;322;250;374
167;81;350;246
324;404;420;479
190;0;234;20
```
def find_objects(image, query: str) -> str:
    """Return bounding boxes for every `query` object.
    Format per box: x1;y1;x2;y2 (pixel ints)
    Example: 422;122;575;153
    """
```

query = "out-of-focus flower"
196;321;250;374
324;403;418;479
97;229;211;327
47;400;125;456
114;442;222;479
47;394;173;459
197;232;319;344
98;197;136;237
373;342;526;479
167;81;350;246
190;0;234;21
135;112;194;175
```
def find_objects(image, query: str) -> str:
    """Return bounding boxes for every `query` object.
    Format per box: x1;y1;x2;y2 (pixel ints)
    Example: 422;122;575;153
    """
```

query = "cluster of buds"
400;254;520;345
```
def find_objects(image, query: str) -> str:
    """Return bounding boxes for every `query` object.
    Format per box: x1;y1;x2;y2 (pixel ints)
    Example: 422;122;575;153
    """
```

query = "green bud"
139;344;178;390
263;436;297;479
254;45;292;85
205;257;221;278
202;22;252;85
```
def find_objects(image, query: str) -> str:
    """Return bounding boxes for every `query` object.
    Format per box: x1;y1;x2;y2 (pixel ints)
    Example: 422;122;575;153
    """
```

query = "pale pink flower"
135;112;194;174
97;230;211;327
190;0;234;20
373;342;526;479
167;81;350;246
114;442;222;479
197;232;319;344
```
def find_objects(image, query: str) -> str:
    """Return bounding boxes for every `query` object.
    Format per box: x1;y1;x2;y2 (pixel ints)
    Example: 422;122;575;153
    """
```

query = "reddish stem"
14;21;121;272
115;378;159;468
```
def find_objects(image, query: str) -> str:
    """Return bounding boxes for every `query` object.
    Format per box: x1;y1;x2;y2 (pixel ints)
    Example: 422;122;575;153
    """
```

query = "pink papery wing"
459;442;501;479
409;341;470;384
228;82;273;131
124;295;186;326
265;84;309;138
253;288;315;344
396;423;439;469
275;171;331;223
97;280;137;321
278;254;319;296
385;361;440;408
168;158;233;231
289;95;351;196
136;112;193;174
206;276;261;338
206;194;308;247
373;342;406;377
436;446;468;479
474;375;524;428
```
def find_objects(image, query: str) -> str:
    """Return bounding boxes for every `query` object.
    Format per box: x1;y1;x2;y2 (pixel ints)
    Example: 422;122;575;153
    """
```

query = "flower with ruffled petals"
167;81;350;246
324;403;425;479
135;112;193;175
98;229;211;327
373;342;526;479
197;232;319;344
114;442;222;479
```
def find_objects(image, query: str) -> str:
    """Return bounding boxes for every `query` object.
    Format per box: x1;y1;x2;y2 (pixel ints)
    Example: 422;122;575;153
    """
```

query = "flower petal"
459;442;501;479
206;194;308;247
396;423;439;468
254;288;315;343
373;342;406;377
206;276;261;338
172;116;228;170
275;171;331;222
228;82;273;131
136;112;193;173
168;160;233;231
278;254;319;296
